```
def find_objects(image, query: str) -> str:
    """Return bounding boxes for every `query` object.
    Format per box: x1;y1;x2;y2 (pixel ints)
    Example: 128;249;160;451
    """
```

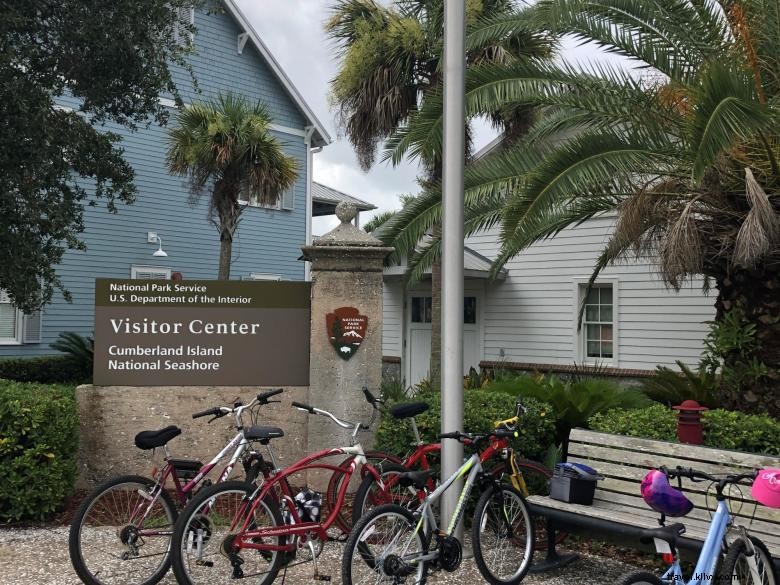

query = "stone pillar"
301;202;393;455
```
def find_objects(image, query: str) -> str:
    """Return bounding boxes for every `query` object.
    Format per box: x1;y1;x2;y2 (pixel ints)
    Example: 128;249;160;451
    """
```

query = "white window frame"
572;278;619;366
0;291;41;345
238;185;294;212
131;265;172;280
247;273;282;281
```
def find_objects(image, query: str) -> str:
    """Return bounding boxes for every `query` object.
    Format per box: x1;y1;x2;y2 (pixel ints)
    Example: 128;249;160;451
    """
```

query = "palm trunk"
213;178;241;281
218;233;232;280
714;264;780;418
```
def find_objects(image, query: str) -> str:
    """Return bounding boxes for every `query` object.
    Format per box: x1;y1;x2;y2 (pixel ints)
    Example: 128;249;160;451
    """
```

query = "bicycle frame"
235;444;375;550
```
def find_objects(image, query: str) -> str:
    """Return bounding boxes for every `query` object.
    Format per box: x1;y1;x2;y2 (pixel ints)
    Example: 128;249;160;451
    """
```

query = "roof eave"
222;0;331;147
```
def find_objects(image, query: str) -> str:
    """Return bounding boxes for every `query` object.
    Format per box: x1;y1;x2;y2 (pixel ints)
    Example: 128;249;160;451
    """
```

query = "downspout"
304;125;316;281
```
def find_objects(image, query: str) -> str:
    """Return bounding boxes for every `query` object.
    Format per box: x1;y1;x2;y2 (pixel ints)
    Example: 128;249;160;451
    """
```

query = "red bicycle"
68;388;284;585
169;399;390;584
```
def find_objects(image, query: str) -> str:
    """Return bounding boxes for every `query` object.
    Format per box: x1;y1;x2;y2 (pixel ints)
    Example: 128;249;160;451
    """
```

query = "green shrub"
0;355;89;384
640;361;721;408
589;404;677;441
50;331;94;378
589;405;780;455
375;389;556;461
0;380;79;521
488;373;652;445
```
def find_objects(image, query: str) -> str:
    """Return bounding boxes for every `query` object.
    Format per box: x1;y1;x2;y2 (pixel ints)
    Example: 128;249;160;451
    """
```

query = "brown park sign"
93;279;311;386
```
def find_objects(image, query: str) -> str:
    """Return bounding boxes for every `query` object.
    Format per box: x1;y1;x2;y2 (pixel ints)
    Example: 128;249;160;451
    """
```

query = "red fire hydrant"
673;400;708;445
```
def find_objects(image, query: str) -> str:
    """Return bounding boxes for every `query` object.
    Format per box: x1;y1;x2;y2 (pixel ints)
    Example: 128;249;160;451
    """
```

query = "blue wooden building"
0;1;369;357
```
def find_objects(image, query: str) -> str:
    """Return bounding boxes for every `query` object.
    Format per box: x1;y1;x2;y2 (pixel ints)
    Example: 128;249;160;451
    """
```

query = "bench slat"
590;495;780;546
527;496;780;557
569;429;780;469
591;490;780;540
591;475;780;524
568;443;773;480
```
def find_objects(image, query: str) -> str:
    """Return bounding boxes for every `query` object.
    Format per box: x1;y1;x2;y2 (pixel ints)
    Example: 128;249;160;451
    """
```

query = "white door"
406;294;480;387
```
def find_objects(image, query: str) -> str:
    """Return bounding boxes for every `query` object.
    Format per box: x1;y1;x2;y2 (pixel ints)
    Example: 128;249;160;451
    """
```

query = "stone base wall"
75;384;310;488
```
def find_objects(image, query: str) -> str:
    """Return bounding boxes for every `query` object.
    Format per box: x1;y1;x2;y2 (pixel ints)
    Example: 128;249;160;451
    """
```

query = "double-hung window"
581;284;615;362
238;183;295;211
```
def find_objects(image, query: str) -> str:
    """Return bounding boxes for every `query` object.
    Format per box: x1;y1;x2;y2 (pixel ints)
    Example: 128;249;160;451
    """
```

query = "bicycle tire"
472;484;535;585
69;474;178;585
617;571;665;585
717;536;777;585
171;480;284;585
489;458;566;550
352;461;415;525
326;450;403;534
342;503;429;585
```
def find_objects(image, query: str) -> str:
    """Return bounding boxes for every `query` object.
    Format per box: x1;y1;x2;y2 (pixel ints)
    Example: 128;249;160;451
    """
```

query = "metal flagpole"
440;0;466;537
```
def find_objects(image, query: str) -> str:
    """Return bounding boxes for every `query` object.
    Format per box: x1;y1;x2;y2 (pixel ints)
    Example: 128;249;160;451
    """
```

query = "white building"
380;140;716;386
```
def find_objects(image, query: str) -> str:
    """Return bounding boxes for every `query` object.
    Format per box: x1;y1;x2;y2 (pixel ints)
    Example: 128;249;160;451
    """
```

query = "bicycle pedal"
313;574;331;581
195;560;214;567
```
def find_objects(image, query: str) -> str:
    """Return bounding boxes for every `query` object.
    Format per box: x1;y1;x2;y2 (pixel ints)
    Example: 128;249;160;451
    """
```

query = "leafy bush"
0;380;79;521
488;373;652;445
50;331;94;379
375;389;556;461
640;361;721;408
0;355;89;384
589;404;677;441
589;405;780;455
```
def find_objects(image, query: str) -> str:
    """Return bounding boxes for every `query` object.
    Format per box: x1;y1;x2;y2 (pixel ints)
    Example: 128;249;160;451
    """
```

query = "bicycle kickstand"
308;540;331;581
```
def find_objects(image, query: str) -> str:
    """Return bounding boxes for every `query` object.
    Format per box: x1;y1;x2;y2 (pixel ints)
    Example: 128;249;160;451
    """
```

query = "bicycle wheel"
69;475;177;585
342;504;429;585
352;462;419;525
717;536;777;585
618;571;665;585
171;480;284;585
490;458;567;550
327;450;403;534
472;484;534;585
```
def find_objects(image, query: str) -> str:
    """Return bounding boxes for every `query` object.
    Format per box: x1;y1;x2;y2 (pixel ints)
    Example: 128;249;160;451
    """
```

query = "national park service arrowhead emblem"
326;307;368;361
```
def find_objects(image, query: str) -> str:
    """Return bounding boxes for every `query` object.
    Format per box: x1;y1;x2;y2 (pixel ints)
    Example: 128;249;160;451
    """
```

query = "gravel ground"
0;526;639;584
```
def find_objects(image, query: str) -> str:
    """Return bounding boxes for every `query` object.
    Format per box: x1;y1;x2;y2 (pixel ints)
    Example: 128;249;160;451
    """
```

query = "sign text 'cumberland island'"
93;279;311;386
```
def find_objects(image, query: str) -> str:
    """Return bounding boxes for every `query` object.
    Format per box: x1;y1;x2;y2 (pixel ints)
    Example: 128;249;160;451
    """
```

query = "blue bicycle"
619;466;777;585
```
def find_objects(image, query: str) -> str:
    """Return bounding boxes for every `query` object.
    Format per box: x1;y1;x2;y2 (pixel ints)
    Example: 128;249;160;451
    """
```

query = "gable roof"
222;0;331;148
312;182;376;217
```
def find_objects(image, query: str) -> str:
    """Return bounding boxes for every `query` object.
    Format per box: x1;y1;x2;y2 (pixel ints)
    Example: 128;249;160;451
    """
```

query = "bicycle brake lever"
207;416;219;424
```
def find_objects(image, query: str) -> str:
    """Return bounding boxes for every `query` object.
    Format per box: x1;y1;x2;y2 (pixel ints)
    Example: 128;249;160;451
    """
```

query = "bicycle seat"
134;426;182;450
245;425;285;443
389;402;429;420
398;469;436;490
639;523;686;548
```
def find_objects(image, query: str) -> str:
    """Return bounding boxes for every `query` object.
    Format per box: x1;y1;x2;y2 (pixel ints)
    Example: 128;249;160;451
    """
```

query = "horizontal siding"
0;8;311;358
467;216;714;370
383;281;404;358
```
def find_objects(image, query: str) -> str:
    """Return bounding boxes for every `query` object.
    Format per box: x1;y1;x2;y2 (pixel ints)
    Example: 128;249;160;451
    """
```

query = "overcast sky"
235;1;625;234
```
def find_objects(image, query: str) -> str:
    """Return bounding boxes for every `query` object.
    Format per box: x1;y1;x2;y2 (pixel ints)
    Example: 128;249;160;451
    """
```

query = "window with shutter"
173;5;195;46
0;290;19;343
131;265;172;280
22;311;42;344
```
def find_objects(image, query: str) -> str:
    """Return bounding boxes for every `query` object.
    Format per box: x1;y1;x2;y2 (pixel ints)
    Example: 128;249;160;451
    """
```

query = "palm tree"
384;0;780;415
327;0;553;388
166;92;297;279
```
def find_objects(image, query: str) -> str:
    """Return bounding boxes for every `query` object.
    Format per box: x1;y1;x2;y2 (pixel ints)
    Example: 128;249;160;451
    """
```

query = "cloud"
234;1;632;235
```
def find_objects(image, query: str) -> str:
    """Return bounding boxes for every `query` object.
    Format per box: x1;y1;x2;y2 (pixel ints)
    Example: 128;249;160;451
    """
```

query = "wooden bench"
527;428;780;571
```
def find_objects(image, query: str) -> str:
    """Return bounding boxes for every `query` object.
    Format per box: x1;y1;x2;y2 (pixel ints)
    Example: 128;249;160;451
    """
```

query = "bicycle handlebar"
192;407;223;419
258;388;283;404
292;401;315;413
662;465;758;485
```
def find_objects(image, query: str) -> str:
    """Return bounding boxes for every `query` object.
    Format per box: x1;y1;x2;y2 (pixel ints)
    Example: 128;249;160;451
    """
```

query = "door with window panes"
407;294;479;386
